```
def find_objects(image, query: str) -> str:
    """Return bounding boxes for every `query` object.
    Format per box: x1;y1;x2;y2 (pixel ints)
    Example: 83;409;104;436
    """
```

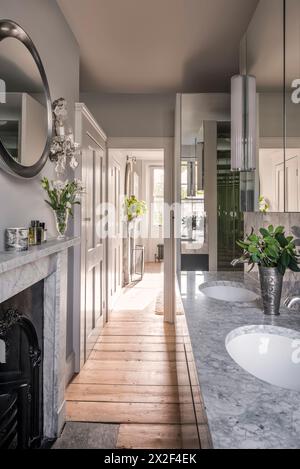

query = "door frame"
73;103;108;372
107;154;123;313
108;137;175;323
147;164;164;262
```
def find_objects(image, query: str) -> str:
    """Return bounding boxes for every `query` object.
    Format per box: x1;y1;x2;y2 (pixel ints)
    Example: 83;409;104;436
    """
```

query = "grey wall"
0;0;79;244
0;0;80;358
80;93;175;137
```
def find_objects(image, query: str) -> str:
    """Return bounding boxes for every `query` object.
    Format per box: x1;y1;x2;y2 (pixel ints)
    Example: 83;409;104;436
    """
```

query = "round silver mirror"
0;20;52;178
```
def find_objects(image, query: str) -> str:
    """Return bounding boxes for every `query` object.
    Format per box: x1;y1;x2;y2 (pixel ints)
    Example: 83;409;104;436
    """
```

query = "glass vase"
54;209;69;239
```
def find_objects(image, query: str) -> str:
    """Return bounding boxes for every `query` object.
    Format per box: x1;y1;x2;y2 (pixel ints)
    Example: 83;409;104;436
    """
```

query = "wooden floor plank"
90;350;185;362
93;342;184;353
109;311;162;322
181;424;201;449
66;384;183;404
198;424;213;449
101;324;177;337
71;370;178;386
97;335;181;344
117;424;182;449
83;359;178;372
66;401;181;424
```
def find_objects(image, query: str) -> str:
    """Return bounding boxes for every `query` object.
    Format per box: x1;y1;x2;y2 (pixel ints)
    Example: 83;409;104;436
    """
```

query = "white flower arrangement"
41;177;85;217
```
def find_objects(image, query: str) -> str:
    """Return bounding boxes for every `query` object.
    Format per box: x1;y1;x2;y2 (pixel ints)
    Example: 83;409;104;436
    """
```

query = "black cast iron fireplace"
0;282;44;449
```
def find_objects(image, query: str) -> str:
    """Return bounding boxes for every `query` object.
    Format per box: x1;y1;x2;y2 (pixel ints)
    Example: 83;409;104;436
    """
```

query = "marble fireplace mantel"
0;237;80;440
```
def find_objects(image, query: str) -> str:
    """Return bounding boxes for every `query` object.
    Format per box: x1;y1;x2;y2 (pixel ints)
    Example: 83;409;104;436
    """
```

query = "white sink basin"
200;284;259;303
226;326;300;391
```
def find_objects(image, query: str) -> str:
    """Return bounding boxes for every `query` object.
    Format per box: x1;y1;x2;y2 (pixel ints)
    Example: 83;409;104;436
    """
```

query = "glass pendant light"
231;74;256;171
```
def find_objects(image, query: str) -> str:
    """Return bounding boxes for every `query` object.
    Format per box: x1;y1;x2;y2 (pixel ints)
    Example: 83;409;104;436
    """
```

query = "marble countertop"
180;271;300;449
0;237;80;274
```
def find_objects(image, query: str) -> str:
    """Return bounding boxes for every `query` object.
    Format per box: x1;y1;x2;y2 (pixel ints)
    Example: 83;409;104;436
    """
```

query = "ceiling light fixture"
231;74;257;171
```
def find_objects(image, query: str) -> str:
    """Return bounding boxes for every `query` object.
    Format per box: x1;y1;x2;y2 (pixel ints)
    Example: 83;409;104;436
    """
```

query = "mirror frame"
0;19;52;178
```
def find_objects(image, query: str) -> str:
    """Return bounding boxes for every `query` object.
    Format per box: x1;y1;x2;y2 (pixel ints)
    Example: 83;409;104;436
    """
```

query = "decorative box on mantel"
0;237;80;442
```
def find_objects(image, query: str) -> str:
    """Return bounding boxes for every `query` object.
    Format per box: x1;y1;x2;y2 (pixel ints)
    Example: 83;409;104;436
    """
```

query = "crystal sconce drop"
49;98;80;175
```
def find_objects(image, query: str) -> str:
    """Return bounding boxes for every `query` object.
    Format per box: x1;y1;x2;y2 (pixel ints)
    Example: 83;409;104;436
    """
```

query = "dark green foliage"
233;225;300;275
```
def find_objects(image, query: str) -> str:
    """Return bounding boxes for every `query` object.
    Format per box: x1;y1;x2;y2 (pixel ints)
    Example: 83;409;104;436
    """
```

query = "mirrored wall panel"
181;95;208;270
285;0;300;212
242;0;300;213
180;94;243;271
241;0;285;212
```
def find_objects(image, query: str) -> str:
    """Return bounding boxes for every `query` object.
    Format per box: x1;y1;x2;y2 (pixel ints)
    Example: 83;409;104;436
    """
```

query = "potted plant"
124;195;147;238
124;195;147;280
233;225;300;315
41;177;84;239
125;195;147;223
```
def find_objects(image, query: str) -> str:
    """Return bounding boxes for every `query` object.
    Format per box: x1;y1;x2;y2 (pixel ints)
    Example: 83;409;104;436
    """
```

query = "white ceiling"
57;0;259;93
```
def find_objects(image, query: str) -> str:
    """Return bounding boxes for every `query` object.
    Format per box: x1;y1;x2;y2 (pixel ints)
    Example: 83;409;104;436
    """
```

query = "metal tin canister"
5;228;29;252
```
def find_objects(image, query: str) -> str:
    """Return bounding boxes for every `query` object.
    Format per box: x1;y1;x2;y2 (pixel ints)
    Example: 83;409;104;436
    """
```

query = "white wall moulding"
231;74;257;172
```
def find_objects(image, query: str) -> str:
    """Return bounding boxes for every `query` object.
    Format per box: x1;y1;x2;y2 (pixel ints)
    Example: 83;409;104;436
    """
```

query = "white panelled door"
83;144;106;361
108;157;123;310
75;103;107;369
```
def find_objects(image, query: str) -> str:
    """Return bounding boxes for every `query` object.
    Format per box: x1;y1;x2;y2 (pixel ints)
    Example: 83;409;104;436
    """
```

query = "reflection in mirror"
241;0;284;212
180;94;243;272
0;36;48;167
286;0;300;212
181;96;208;266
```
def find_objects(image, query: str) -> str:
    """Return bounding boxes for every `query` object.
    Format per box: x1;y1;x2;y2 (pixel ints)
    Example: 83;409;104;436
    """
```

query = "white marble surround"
0;237;80;439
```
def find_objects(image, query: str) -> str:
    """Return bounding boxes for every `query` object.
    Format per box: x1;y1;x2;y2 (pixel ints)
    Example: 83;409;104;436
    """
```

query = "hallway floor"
65;263;184;449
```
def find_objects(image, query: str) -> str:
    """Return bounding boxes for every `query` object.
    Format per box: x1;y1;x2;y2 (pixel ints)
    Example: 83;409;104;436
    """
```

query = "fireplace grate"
0;309;42;449
0;391;18;448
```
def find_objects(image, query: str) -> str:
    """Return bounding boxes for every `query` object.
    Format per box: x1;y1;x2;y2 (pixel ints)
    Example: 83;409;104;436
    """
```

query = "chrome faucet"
283;296;300;309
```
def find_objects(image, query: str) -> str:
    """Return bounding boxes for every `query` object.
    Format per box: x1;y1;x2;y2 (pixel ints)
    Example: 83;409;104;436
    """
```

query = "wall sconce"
125;156;137;196
49;98;80;175
231;74;256;171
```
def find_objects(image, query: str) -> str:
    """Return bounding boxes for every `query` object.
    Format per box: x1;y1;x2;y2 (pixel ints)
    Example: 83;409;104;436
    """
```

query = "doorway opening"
107;149;164;318
64;128;186;448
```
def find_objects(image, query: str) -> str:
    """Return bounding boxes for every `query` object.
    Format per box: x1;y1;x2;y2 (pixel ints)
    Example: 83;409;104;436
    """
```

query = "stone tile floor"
52;422;119;449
